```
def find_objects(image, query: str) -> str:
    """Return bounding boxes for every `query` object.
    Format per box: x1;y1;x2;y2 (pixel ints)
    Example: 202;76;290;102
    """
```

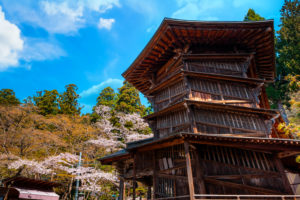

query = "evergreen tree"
244;8;265;21
33;90;59;115
59;84;81;115
0;89;20;105
115;81;144;114
96;87;116;107
267;0;299;109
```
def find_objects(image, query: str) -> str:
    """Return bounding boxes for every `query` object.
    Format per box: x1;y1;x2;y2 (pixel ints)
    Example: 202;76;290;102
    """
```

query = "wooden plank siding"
153;105;270;138
131;143;293;198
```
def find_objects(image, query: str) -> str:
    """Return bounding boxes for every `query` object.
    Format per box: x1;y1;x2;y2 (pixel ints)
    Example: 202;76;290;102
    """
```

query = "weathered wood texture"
143;144;293;198
151;74;261;112
153;105;270;138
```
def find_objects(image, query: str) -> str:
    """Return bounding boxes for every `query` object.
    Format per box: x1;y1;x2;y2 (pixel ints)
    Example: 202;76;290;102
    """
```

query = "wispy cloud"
172;0;224;20
98;18;115;30
0;6;23;71
80;78;123;97
1;0;120;35
20;38;66;62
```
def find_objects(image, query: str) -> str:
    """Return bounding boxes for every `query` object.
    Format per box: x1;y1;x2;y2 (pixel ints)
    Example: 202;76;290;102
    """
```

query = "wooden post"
273;154;294;194
184;141;195;200
152;151;156;200
193;150;206;195
133;153;137;200
147;186;151;200
119;177;126;200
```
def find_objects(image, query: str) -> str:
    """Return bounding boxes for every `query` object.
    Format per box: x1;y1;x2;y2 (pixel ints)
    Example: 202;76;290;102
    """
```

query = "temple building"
100;18;300;199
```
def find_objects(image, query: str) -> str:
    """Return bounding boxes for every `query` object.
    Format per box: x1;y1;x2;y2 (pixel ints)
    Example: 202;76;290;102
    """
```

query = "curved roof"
123;18;275;94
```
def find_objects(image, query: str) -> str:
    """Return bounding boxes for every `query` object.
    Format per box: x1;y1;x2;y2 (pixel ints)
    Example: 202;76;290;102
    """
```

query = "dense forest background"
0;0;299;199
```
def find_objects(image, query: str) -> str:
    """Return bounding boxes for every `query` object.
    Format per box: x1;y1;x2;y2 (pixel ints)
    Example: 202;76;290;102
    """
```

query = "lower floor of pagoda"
100;133;300;200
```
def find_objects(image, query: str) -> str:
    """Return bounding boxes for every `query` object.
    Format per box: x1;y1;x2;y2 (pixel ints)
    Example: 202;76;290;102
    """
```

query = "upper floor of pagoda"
122;18;275;95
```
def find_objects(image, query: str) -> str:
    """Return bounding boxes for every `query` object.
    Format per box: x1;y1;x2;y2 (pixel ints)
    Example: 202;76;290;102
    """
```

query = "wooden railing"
155;194;300;200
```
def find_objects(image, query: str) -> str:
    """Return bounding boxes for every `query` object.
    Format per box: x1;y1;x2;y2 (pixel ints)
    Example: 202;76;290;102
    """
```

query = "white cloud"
40;1;85;34
80;78;123;97
20;38;66;62
0;0;120;35
84;0;120;13
172;0;224;20
98;18;115;30
0;6;24;71
39;0;119;33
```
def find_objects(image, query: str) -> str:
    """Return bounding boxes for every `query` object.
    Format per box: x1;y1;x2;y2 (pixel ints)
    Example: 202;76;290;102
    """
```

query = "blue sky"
0;0;284;113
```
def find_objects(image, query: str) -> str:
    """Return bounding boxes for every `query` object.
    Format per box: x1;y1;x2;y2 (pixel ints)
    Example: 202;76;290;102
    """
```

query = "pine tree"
96;87;116;107
33;90;59;115
244;9;265;21
115;81;144;114
59;84;81;115
0;89;20;105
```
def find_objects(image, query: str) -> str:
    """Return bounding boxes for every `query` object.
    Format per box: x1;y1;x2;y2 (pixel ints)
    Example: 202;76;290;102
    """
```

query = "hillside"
0;83;152;199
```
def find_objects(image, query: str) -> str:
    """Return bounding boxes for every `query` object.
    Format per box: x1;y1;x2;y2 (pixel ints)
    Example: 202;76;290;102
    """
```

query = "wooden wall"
134;144;294;198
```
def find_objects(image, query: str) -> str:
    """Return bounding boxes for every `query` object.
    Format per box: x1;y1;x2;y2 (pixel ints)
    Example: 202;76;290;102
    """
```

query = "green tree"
0;89;20;105
33;90;59;115
267;0;299;110
244;8;265;21
59;84;81;115
96;87;116;107
115;81;144;114
277;0;300;76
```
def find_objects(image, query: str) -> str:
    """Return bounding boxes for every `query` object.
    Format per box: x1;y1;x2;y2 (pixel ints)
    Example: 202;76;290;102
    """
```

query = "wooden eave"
144;99;279;120
99;133;300;165
3;176;61;189
123;18;275;94
182;52;254;61
146;70;264;96
126;133;300;153
98;149;131;165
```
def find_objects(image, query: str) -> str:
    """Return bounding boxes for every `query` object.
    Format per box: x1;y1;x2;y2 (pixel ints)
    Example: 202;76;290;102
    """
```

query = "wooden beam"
206;173;280;180
119;178;126;200
184;141;195;200
277;151;300;158
152;151;156;200
133;153;136;200
194;150;206;194
204;177;283;195
187;138;300;152
136;138;184;152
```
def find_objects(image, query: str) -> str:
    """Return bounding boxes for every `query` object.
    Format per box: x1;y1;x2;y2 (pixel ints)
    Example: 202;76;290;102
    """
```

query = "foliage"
0;89;20;105
59;84;81;115
96;87;116;108
244;9;265;21
33;90;60;115
278;91;300;138
115;81;144;114
0;99;152;198
277;0;300;77
267;0;300;108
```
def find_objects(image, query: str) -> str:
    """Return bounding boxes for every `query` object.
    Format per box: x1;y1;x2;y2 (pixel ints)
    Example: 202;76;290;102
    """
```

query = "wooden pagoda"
100;18;300;199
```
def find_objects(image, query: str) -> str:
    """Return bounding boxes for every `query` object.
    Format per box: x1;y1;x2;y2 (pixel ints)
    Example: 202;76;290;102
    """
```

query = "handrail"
155;194;300;200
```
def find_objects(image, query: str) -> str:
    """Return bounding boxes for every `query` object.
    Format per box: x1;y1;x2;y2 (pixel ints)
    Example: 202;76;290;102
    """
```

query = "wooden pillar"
147;186;152;200
119;177;126;200
184;141;195;200
152;151;156;200
133;153;137;200
273;154;294;194
193;150;206;195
